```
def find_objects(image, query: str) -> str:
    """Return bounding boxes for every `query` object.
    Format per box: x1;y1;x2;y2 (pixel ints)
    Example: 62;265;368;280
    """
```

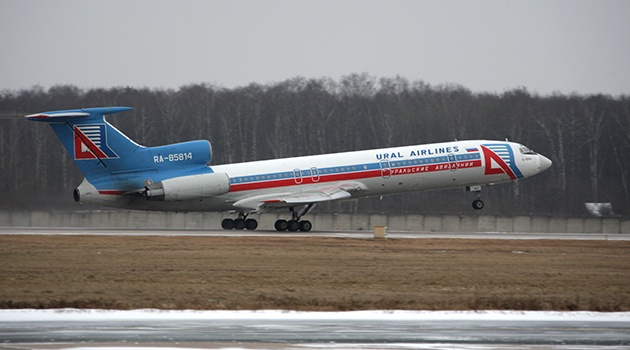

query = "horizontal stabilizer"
26;107;132;122
26;111;90;120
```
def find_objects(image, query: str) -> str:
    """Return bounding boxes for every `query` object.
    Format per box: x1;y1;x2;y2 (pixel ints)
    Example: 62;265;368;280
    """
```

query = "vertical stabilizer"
27;107;213;192
26;107;144;184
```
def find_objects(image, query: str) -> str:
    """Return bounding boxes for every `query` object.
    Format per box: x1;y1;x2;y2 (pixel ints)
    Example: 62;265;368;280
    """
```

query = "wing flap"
273;188;352;204
232;181;367;212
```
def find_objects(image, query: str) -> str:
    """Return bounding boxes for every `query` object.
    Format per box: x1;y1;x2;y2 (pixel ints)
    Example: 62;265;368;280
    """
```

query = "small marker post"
373;225;387;240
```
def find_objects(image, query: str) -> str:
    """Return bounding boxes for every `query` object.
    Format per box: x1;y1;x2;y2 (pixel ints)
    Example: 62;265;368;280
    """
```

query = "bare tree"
1;80;628;215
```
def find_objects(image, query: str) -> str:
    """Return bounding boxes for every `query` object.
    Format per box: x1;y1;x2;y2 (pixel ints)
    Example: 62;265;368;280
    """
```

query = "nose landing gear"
472;198;484;210
466;185;485;210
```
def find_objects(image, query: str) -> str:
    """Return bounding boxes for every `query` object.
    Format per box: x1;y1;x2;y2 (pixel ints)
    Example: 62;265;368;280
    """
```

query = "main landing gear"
275;204;314;232
221;204;315;231
467;185;485;210
222;211;258;230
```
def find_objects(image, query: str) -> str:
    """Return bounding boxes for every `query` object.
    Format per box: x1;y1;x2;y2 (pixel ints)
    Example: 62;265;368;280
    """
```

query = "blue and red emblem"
73;124;119;160
481;144;523;180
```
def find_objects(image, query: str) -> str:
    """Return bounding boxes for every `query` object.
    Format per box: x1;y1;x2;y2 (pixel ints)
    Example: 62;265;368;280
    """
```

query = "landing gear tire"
234;218;246;230
287;220;300;232
276;204;316;231
275;219;288;231
245;218;258;230
299;220;312;232
223;214;258;230
221;218;234;230
472;199;484;210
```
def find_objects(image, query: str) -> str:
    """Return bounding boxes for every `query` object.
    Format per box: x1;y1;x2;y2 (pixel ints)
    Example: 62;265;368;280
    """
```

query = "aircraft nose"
538;154;552;173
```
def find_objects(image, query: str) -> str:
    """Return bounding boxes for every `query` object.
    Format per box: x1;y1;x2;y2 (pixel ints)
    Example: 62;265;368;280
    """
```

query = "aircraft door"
310;167;320;182
293;168;303;184
380;160;391;179
448;153;457;172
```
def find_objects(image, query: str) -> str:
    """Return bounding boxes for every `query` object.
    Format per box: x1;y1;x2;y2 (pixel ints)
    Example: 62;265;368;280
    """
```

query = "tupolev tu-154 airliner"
27;107;552;232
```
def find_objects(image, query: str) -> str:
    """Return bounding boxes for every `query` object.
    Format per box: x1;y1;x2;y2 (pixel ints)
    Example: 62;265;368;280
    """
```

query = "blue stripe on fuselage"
228;153;482;188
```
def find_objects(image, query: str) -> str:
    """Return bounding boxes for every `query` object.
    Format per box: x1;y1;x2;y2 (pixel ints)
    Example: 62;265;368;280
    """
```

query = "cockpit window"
519;146;537;155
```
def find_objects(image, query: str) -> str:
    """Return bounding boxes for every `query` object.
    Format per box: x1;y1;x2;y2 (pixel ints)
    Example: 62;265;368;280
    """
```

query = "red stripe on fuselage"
98;190;126;195
230;169;381;192
94;160;483;196
391;160;481;175
229;160;483;192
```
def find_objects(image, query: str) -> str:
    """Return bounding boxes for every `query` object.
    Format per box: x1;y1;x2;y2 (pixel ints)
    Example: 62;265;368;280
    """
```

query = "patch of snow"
2;309;629;322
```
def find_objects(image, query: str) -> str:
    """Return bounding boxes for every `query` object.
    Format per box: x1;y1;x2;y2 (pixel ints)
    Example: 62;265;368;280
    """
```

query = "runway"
2;228;629;349
1;227;629;240
1;309;630;349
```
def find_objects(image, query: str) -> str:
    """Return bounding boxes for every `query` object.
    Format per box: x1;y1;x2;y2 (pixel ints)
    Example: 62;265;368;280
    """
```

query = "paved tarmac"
1;310;629;349
1;227;629;240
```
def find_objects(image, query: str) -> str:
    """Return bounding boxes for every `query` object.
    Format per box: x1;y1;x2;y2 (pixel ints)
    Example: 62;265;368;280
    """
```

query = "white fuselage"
77;139;551;213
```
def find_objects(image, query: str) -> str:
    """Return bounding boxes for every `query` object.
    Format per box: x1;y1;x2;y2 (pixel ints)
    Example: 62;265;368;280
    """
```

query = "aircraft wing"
232;181;367;212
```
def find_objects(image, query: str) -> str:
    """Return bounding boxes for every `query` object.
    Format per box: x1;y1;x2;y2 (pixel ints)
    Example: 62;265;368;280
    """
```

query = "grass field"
1;235;629;311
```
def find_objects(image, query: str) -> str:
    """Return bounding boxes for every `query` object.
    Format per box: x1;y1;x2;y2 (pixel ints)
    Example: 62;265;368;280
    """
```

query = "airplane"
27;106;552;232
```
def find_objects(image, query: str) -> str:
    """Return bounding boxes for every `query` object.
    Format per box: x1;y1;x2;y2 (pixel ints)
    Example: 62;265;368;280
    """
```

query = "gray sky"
2;0;629;96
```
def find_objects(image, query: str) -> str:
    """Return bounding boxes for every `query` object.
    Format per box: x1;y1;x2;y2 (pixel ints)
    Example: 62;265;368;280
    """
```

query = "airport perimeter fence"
0;211;628;234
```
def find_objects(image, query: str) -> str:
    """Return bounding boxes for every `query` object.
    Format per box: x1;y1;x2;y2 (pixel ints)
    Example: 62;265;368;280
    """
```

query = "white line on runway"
1;227;628;240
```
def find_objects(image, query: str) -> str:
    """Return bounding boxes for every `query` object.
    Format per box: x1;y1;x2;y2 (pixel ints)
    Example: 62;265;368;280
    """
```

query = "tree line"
1;74;628;217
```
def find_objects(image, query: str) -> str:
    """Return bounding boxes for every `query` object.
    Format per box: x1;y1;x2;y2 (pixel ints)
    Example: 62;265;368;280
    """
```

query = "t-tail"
26;107;220;200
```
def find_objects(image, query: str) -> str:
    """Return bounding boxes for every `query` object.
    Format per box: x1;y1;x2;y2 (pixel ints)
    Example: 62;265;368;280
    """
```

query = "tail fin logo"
73;124;119;160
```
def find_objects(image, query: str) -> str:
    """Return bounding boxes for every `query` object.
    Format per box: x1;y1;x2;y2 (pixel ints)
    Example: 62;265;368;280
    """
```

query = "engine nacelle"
145;172;230;201
73;178;95;204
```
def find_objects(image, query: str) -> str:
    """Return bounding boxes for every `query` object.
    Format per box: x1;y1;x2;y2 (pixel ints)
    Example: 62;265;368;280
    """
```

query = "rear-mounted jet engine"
144;173;230;201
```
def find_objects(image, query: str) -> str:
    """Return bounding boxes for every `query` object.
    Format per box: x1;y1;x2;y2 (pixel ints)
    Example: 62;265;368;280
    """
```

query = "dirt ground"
1;235;629;311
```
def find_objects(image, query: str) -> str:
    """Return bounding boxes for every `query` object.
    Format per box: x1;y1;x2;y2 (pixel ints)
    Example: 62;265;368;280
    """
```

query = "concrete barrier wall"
0;211;628;233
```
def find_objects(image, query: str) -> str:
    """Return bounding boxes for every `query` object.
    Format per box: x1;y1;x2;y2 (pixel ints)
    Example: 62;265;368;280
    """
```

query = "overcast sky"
2;0;629;96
